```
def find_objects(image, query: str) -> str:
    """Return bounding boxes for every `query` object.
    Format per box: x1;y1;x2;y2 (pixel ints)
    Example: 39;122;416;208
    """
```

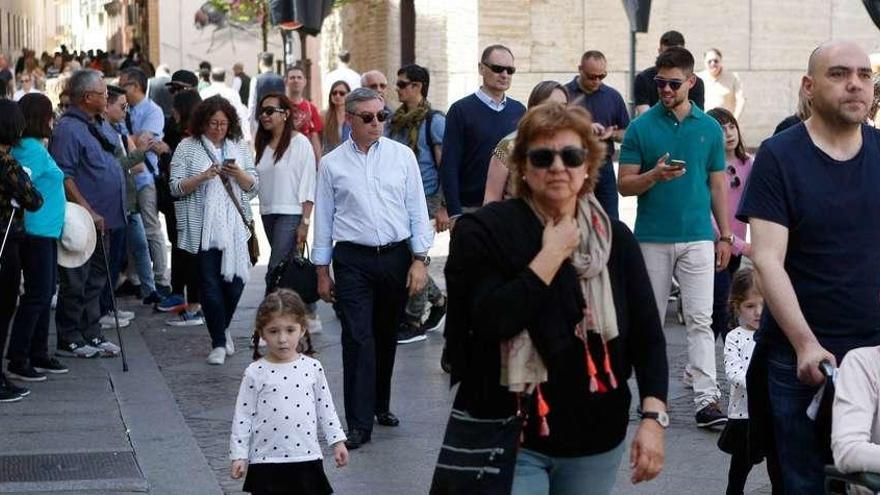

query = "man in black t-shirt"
633;30;704;115
738;40;880;494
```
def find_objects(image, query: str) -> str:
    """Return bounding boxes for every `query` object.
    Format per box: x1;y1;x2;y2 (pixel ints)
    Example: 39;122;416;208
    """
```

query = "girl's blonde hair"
252;289;314;360
729;267;761;324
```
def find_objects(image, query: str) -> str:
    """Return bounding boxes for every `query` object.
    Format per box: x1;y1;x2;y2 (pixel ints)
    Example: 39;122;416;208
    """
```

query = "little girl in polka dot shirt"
230;289;348;494
718;267;775;495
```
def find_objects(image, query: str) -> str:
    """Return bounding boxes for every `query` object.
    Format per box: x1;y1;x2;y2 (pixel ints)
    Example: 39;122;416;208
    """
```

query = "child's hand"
333;441;349;468
231;459;247;479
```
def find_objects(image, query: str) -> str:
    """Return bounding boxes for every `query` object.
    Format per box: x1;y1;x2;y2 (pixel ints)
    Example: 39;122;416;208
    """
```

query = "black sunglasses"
654;77;684;91
349;109;391;124
395;80;416;89
728;165;741;189
527;146;587;169
259;106;285;117
331;90;348;97
483;63;516;75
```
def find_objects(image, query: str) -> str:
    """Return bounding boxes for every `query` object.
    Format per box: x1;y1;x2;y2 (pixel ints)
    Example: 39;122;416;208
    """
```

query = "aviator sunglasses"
654;77;684;91
728;165;741;189
259;106;286;117
348;109;391;124
527;146;587;169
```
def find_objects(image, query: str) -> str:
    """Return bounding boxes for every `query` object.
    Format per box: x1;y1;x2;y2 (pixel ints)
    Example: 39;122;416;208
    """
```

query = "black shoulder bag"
266;240;319;303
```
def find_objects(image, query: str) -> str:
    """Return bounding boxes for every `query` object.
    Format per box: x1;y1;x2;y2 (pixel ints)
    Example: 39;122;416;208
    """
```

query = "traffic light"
268;0;334;36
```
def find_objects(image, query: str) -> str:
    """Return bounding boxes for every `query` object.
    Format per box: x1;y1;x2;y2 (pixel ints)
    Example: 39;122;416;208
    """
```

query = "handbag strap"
198;138;251;230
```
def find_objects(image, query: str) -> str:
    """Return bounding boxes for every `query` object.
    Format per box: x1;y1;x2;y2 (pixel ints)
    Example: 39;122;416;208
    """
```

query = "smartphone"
668;159;686;170
223;158;236;167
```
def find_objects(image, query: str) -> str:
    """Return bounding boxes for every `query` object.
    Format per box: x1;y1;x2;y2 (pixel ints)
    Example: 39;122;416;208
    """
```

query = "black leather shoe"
345;429;371;450
376;411;400;427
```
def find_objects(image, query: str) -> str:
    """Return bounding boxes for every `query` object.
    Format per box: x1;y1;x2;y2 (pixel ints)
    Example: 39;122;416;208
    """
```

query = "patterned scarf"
500;193;618;436
388;100;431;153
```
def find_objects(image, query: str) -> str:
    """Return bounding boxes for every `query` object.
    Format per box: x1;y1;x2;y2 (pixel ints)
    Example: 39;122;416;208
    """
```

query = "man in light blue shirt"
119;67;170;296
313;87;432;450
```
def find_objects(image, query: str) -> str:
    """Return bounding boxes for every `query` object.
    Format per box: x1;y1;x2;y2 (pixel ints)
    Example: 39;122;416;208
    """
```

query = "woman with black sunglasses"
707;107;754;342
321;80;351;154
444;102;668;494
254;93;315;288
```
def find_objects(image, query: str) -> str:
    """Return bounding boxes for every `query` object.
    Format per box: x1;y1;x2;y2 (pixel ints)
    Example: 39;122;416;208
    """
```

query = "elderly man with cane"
49;69;127;360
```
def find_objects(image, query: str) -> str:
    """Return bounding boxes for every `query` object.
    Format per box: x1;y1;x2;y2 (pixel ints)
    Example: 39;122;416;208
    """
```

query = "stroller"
820;362;880;495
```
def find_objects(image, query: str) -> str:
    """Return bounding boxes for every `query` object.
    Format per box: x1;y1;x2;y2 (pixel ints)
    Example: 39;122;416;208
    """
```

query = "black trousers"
7;235;56;364
56;235;110;346
165;202;200;303
332;241;410;433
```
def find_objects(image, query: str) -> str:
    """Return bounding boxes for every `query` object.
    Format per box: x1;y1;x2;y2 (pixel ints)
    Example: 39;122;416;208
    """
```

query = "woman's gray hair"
68;69;104;102
345;87;381;114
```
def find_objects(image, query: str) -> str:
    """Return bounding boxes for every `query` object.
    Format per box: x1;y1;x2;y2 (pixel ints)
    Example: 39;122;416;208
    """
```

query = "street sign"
621;0;651;33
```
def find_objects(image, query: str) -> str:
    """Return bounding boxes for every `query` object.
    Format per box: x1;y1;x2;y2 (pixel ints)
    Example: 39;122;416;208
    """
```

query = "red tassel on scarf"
585;341;608;393
602;341;618;390
536;385;550;437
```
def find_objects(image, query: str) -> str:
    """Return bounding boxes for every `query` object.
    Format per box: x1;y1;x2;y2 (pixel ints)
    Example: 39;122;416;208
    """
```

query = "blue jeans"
766;345;834;494
511;443;625;495
594;157;619;220
198;249;244;349
126;213;156;297
262;213;301;277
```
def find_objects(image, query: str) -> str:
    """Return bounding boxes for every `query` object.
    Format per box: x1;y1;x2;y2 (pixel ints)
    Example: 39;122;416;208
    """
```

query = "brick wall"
322;0;879;143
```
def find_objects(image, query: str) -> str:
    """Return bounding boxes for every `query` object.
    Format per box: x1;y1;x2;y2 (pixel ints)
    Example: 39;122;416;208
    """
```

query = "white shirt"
200;82;251;139
13;88;41;101
256;133;316;215
312;136;433;265
723;327;756;419
229;356;346;463
697;69;745;118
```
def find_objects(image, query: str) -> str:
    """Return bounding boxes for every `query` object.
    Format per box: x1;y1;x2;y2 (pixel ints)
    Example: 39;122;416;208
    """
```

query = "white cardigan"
832;346;880;480
169;136;257;254
256;132;316;216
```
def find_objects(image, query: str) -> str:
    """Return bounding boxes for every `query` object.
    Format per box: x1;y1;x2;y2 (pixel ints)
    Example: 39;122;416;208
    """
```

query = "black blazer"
444;198;668;457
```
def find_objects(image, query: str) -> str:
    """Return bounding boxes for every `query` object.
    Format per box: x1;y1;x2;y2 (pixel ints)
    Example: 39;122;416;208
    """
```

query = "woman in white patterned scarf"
169;95;258;365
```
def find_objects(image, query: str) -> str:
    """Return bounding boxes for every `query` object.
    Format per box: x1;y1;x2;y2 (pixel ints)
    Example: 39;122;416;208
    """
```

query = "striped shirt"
169;136;258;254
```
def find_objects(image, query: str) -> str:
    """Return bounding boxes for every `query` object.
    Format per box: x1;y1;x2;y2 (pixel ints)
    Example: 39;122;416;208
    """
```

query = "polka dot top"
229;356;346;463
723;327;756;420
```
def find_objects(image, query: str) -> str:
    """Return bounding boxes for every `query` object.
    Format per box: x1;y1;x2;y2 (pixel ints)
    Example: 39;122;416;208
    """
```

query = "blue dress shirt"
127;97;164;190
49;107;126;230
475;87;508;112
312;136;433;266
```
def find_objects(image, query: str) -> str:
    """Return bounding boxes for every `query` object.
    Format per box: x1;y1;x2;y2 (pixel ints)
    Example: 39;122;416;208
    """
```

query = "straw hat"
57;202;97;268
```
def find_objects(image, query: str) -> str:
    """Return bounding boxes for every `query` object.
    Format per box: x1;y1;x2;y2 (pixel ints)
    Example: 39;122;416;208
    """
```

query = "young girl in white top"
230;289;348;494
719;267;772;495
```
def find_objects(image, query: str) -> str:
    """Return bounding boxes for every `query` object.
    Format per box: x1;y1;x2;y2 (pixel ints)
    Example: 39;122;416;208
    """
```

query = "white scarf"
199;137;251;284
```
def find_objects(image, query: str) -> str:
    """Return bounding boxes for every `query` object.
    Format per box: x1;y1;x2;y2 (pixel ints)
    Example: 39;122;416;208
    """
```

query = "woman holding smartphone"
170;95;258;366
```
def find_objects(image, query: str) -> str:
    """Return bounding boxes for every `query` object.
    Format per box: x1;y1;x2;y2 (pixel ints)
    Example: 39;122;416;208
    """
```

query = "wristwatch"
718;235;734;245
637;407;669;428
301;217;311;226
414;254;431;266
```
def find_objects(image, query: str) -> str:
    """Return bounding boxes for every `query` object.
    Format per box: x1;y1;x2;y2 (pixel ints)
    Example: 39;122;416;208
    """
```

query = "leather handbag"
266;241;319;303
429;396;532;495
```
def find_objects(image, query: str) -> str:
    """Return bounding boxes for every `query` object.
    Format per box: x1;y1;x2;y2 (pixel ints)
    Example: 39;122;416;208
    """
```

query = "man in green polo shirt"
618;46;733;429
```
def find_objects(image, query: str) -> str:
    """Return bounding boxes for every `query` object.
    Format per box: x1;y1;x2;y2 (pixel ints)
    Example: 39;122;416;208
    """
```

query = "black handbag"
266;241;319;303
429;396;531;495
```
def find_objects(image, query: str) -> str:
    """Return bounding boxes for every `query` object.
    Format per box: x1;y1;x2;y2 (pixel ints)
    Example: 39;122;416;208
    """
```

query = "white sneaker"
207;347;226;365
225;329;235;356
308;314;323;334
100;315;131;329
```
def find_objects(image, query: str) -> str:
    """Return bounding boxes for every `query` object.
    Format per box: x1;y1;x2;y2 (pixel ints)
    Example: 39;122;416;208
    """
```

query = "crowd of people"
0;30;879;495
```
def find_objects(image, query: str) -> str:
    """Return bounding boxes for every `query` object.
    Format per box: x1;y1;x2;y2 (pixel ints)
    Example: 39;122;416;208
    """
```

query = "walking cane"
0;206;16;263
98;230;128;372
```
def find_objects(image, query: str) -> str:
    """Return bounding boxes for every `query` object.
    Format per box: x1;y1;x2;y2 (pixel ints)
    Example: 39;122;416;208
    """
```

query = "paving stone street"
0;197;776;494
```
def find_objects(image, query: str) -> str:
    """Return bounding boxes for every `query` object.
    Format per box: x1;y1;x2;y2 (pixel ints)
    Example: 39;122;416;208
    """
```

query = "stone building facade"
321;0;880;144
